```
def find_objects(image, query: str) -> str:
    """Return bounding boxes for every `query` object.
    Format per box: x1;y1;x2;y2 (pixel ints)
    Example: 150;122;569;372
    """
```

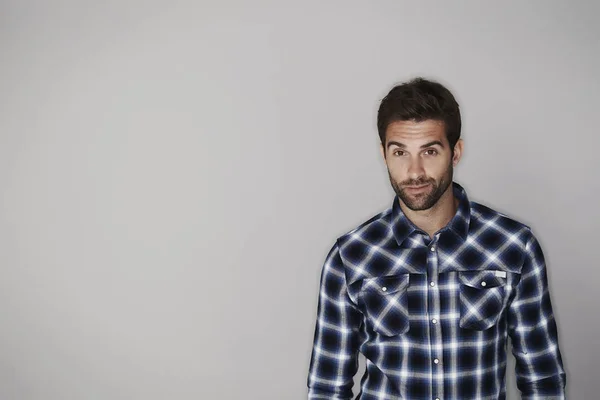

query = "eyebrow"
387;140;445;149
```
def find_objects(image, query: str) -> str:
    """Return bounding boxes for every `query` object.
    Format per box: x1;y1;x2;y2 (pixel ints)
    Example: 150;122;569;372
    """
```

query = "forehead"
385;119;446;145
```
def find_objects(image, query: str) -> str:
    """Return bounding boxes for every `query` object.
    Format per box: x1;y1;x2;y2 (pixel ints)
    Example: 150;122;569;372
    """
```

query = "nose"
407;157;425;180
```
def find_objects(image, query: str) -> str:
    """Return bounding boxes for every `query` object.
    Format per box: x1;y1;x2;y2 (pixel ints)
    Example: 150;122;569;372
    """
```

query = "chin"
410;202;434;211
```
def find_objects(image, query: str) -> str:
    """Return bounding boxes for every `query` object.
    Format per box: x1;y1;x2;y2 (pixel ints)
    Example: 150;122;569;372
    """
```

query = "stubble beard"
389;162;454;211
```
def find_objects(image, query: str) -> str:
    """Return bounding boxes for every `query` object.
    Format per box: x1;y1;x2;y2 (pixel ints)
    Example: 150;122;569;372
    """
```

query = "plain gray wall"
1;1;598;399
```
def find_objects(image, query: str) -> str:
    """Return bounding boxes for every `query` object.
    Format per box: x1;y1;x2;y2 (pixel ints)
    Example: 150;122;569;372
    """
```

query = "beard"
388;161;454;211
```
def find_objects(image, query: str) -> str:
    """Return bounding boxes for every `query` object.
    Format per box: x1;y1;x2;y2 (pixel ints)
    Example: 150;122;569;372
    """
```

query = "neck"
400;185;459;239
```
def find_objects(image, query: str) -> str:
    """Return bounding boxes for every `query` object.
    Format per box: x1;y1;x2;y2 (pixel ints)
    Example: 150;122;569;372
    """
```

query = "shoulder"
469;200;537;256
334;206;393;248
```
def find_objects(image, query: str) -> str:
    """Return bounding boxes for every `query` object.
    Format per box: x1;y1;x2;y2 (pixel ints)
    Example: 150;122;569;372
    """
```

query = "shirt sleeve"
507;229;567;399
307;240;364;399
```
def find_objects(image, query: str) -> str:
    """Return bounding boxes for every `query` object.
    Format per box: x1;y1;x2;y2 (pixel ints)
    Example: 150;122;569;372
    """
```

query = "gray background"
0;1;598;399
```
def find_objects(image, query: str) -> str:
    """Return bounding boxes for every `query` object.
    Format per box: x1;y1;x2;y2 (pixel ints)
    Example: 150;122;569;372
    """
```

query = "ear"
452;139;464;166
380;142;386;160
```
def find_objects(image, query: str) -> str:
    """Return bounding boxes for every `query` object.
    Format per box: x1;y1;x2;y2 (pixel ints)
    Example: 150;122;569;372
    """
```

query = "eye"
393;150;405;157
424;149;438;156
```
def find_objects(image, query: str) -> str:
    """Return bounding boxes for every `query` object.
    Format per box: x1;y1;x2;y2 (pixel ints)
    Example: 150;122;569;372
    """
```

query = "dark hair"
377;77;461;153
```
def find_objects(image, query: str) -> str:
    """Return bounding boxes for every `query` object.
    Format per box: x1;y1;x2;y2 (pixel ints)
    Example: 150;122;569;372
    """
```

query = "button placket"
426;236;444;400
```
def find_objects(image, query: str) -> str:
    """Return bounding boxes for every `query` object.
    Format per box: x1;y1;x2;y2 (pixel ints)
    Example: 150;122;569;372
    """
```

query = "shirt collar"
391;181;471;246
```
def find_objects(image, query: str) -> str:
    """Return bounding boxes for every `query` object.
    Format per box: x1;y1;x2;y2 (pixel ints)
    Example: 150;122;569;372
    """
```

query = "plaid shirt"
307;182;566;400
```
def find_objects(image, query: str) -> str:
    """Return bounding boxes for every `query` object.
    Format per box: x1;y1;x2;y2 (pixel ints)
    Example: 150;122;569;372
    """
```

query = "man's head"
377;77;464;211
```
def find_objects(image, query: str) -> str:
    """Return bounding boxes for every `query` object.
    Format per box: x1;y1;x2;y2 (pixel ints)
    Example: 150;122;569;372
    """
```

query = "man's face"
380;119;459;211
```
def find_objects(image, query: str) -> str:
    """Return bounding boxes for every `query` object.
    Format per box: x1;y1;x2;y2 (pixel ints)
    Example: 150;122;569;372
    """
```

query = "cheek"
425;158;451;174
386;163;406;177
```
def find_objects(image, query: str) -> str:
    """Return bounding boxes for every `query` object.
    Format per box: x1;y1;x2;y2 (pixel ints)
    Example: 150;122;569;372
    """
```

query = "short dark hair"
377;77;461;152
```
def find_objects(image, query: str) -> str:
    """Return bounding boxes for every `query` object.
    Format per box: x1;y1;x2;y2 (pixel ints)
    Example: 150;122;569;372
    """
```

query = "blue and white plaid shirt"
307;182;566;400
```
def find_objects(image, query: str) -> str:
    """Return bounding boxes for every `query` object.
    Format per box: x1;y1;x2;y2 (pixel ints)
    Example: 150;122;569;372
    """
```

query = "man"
306;78;566;399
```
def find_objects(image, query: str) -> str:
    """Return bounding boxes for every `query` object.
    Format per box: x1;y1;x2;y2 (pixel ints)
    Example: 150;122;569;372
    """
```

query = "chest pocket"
359;274;410;336
458;270;512;330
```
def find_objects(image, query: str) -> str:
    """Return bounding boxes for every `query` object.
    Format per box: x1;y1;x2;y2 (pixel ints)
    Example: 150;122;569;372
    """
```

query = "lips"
404;183;431;193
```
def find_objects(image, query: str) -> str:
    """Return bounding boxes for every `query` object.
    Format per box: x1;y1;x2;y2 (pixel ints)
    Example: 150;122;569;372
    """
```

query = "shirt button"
435;398;440;400
432;318;437;324
430;281;435;287
381;286;387;292
481;281;487;287
430;246;436;252
433;358;439;364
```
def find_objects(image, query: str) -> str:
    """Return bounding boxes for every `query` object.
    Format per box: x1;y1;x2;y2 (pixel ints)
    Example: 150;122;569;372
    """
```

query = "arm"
507;230;567;399
307;241;363;399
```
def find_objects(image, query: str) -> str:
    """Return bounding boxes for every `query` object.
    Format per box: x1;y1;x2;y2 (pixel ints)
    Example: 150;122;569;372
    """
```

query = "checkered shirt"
307;182;566;400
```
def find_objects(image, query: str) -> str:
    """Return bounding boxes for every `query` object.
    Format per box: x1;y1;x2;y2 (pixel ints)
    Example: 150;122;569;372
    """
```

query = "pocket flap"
361;273;410;294
459;270;507;289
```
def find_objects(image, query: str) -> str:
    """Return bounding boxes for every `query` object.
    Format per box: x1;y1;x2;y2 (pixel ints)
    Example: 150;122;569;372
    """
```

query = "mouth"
404;183;431;193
